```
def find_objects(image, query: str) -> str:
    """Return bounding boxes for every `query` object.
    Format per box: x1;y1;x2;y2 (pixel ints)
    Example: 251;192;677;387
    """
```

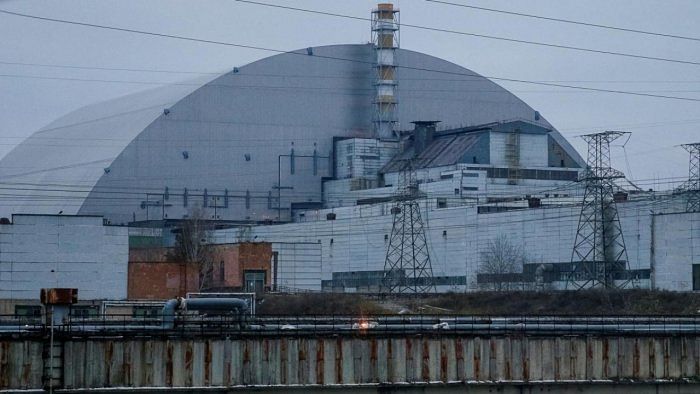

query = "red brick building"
128;243;272;300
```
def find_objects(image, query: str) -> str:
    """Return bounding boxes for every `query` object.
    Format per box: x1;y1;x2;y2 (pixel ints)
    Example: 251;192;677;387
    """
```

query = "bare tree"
477;235;527;291
168;207;215;291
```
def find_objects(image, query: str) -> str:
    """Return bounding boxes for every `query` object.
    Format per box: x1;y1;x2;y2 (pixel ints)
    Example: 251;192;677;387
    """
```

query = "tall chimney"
371;3;399;140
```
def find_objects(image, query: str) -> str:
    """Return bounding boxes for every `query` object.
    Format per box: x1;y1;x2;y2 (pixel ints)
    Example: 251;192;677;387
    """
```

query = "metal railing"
3;314;700;337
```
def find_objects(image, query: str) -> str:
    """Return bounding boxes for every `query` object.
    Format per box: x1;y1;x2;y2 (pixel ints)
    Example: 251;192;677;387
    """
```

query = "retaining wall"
3;334;700;390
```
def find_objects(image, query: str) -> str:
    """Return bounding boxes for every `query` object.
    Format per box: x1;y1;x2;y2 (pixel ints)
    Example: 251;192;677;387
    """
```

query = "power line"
5;60;700;84
0;8;699;103
233;0;700;66
0;174;688;200
4;73;700;97
0;60;221;75
425;0;700;43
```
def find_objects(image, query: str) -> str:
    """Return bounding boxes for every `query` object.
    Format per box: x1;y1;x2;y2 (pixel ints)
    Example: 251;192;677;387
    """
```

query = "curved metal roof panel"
0;75;216;215
0;44;584;222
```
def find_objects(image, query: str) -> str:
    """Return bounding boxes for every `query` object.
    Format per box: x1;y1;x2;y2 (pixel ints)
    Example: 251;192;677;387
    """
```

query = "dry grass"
257;293;390;315
258;290;700;316
418;290;700;315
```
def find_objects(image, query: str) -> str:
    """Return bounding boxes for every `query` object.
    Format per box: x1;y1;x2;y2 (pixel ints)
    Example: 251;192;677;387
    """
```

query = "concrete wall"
0;215;128;300
490;132;548;168
653;212;700;291
3;334;700;390
215;196;691;291
335;138;397;180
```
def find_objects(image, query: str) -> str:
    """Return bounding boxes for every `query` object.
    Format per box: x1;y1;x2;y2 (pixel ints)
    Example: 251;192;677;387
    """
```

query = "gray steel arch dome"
0;44;583;223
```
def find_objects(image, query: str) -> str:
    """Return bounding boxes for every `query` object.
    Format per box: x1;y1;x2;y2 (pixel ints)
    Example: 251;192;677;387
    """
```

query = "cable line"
426;0;700;42
233;0;700;66
5;59;700;84
0;8;698;102
0;60;220;75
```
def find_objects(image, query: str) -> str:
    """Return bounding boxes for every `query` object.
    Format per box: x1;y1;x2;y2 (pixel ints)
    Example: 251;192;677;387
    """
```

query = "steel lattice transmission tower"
569;131;632;289
678;143;700;213
382;160;436;294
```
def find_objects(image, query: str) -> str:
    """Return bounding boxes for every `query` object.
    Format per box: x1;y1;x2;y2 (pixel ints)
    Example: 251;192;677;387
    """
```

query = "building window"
437;198;447;208
15;305;41;319
693;264;700;291
454;188;460;195
219;261;225;283
71;305;99;318
133;306;161;318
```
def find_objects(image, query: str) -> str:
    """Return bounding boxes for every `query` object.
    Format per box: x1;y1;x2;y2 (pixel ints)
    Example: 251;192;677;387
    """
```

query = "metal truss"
569;131;633;289
382;160;435;294
677;143;700;213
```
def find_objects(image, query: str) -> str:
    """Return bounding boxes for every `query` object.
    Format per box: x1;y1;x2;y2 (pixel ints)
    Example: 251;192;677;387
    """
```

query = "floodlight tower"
382;160;436;294
569;131;632;289
371;3;399;139
679;143;700;212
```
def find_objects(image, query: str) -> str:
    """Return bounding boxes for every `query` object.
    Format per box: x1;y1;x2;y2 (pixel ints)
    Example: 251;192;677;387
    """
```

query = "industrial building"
0;214;128;314
0;46;583;223
0;3;698;297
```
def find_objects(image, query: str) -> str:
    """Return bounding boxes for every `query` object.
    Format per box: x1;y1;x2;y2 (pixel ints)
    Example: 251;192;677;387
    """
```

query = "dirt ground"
257;290;700;316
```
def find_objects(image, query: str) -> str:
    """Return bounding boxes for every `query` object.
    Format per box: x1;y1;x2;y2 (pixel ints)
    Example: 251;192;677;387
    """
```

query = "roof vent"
103;168;111;174
307;47;313;56
0;217;11;225
163;108;170;115
534;111;541;121
232;67;239;73
411;121;440;155
182;151;189;159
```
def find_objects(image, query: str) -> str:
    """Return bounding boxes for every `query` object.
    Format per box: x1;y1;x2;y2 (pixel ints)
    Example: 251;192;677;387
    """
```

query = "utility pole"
678;143;700;213
382;159;436;294
569;131;632;289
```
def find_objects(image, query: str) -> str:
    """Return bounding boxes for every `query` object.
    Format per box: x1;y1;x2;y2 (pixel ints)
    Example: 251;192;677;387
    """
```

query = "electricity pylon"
382;160;436;294
569;131;632;289
677;143;700;213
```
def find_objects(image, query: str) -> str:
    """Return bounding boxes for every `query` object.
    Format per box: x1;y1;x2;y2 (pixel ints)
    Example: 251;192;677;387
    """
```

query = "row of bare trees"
477;234;529;291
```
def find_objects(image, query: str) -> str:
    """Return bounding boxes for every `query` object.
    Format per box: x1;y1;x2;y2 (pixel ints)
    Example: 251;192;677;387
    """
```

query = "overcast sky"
1;0;698;190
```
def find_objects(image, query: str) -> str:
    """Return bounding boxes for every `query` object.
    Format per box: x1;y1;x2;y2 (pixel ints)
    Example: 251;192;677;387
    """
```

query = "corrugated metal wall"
3;334;699;390
0;341;43;389
273;242;322;291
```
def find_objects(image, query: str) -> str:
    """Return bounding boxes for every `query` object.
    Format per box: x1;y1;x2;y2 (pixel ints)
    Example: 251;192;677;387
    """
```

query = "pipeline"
181;298;248;314
160;297;249;330
162;298;180;330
